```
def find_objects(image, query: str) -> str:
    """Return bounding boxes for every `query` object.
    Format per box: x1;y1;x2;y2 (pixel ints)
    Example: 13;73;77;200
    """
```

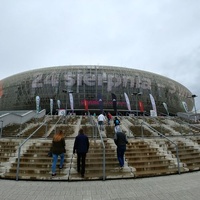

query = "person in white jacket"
98;113;106;131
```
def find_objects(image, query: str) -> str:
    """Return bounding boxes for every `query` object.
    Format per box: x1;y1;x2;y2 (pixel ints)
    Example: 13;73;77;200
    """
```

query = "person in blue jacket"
73;128;89;177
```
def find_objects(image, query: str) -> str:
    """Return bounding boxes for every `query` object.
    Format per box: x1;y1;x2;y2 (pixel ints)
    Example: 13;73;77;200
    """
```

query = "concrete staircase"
1;115;200;181
166;139;200;171
69;138;134;180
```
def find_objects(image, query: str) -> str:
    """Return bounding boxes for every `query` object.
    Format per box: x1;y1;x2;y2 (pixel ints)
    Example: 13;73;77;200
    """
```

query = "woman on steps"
51;130;66;176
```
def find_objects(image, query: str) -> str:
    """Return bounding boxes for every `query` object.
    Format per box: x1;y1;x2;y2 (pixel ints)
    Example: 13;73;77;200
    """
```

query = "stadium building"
0;65;193;115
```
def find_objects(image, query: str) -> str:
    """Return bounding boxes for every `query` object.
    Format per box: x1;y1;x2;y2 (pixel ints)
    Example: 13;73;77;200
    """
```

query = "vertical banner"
138;100;144;112
98;93;104;113
124;92;131;111
50;99;53;115
149;94;157;116
163;102;169;115
111;93;117;114
84;99;88;111
69;93;74;112
57;100;61;109
36;96;40;113
182;101;188;112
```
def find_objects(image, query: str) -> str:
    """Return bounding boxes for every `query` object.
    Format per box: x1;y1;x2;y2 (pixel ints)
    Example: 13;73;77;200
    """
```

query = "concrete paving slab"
0;172;200;200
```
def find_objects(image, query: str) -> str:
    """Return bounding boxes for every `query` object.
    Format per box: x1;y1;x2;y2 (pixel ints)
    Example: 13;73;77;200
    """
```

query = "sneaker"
59;166;63;169
81;174;84;178
52;173;56;176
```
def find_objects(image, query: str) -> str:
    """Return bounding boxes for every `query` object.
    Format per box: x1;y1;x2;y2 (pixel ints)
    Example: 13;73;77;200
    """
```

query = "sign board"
58;109;66;116
150;110;157;117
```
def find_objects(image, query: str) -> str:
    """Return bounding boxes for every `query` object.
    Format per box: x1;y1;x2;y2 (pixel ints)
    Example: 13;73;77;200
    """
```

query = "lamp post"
132;92;142;116
188;94;198;122
0;120;3;138
62;89;73;123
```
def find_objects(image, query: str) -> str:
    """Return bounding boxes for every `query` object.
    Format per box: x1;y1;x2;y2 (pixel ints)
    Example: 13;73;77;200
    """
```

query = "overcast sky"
0;0;200;109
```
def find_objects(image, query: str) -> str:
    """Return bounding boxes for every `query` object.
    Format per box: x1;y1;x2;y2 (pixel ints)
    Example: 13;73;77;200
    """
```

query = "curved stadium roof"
0;65;193;115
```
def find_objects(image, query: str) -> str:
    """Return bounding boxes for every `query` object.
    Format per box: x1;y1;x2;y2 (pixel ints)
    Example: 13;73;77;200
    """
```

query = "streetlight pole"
188;94;198;122
132;92;142;116
62;89;73;123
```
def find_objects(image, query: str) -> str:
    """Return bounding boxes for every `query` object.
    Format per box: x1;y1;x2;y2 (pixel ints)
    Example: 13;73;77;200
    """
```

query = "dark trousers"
117;145;126;167
77;153;86;175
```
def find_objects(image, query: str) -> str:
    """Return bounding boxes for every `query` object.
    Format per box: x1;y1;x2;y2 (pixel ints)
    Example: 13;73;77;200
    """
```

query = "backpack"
115;119;120;125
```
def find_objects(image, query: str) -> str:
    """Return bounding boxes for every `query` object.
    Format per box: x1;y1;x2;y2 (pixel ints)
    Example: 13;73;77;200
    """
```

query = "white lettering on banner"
122;75;134;87
31;71;177;94
142;77;151;90
97;73;103;86
84;74;96;86
107;75;122;91
168;81;176;94
64;73;76;87
32;73;43;88
44;72;59;86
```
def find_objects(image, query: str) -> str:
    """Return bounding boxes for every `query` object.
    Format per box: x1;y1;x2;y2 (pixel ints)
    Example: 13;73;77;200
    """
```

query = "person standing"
114;116;120;133
114;126;128;169
114;116;120;126
73;128;89;178
107;112;112;125
51;130;66;176
98;113;106;130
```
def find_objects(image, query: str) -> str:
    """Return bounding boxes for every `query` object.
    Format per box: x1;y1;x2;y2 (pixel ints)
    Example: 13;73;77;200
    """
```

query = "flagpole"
132;92;142;117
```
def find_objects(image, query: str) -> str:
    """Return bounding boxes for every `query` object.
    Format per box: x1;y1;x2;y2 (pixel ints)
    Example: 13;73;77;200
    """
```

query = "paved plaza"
0;171;199;200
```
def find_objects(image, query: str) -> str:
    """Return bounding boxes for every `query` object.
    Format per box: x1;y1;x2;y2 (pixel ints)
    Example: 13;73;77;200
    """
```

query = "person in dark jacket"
51;130;66;176
73;128;89;177
114;117;120;126
114;126;128;169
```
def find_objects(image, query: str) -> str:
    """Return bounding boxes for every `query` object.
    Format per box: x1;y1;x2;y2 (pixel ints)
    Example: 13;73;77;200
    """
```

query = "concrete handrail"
141;121;181;174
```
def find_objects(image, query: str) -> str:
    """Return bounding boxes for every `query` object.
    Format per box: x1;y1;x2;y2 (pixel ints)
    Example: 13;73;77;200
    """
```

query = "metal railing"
141;121;181;174
48;115;64;137
0;120;3;138
16;120;47;181
97;124;106;181
89;115;106;180
174;117;200;136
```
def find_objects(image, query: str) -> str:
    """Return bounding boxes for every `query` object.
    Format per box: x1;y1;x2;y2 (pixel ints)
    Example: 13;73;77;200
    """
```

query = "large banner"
138;100;144;112
69;93;74;111
182;101;188;112
124;92;131;111
84;99;88;111
57;100;61;109
111;93;117;113
36;96;40;113
149;94;157;116
163;102;169;115
98;93;104;113
50;99;53;115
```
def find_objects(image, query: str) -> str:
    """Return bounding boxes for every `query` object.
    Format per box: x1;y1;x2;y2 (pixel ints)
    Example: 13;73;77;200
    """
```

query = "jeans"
117;145;126;167
77;153;86;176
98;121;104;131
52;153;64;173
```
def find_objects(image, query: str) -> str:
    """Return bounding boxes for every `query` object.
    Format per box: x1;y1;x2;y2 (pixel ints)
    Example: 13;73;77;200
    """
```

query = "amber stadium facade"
0;65;193;115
